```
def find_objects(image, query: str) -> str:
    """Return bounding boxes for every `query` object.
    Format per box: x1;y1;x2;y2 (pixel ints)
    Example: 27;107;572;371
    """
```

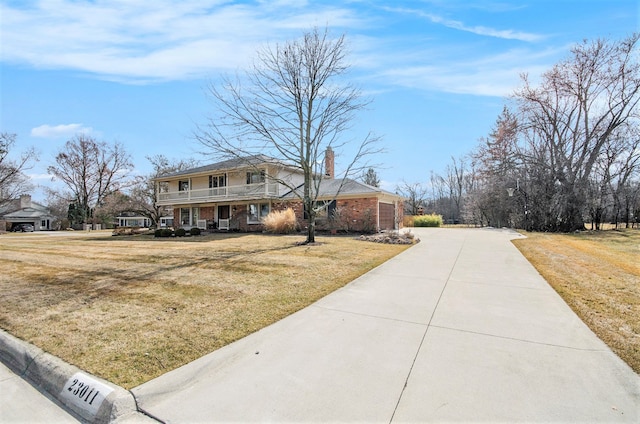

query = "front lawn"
513;229;640;373
0;232;410;388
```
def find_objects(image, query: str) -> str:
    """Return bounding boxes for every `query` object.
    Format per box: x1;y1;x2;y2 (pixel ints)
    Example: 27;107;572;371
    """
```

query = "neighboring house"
158;216;174;228
154;151;404;233
115;213;152;228
0;195;53;231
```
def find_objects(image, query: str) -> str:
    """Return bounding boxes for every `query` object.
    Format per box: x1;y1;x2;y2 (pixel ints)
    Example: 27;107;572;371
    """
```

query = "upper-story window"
158;181;169;193
178;180;190;191
209;174;226;188
246;170;266;185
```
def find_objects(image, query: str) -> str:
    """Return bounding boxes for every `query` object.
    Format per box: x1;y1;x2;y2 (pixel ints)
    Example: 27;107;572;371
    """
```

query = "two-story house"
154;152;404;233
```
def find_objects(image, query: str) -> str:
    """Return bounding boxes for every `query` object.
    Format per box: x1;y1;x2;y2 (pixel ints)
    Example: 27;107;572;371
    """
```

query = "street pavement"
1;227;639;423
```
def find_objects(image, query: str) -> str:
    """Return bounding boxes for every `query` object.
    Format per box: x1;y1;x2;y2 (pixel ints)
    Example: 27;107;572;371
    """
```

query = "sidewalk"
132;228;639;422
2;228;638;422
0;360;79;423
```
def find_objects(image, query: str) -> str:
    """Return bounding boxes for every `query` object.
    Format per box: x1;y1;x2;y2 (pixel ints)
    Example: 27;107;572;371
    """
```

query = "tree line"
0;132;196;229
3;33;638;233
398;33;640;231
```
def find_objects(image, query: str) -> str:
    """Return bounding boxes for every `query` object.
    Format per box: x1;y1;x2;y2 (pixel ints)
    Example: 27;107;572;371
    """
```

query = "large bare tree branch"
195;27;382;243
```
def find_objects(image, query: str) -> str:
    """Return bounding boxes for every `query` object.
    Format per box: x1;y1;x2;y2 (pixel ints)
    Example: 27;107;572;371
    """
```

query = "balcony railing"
158;182;279;204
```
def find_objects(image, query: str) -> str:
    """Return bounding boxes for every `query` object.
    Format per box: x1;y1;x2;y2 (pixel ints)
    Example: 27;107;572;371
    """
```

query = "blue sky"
1;0;638;201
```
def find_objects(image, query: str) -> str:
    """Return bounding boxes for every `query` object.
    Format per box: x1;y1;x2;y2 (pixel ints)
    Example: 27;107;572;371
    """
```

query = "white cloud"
31;124;93;138
383;7;543;42
0;1;562;98
368;41;565;97
27;173;53;181
0;1;363;82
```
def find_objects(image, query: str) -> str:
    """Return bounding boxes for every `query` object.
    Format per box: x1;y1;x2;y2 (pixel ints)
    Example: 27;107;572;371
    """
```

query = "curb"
0;328;156;423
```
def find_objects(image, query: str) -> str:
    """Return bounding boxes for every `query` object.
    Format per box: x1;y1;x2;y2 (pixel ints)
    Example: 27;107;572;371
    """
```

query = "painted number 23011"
67;378;101;405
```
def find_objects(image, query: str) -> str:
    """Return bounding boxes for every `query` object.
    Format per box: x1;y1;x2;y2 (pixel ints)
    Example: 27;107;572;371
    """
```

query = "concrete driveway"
130;227;639;423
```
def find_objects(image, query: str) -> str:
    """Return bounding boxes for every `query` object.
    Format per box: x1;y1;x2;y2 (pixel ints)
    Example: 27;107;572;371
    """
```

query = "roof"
0;198;52;218
281;178;402;200
2;208;52;219
157;155;293;179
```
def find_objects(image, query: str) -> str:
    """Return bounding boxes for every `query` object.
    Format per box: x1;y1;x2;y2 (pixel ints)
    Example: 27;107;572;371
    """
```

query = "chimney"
325;147;335;179
19;194;32;209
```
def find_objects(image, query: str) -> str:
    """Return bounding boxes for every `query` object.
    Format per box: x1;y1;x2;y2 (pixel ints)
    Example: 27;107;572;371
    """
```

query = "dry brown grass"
0;232;409;388
513;229;640;373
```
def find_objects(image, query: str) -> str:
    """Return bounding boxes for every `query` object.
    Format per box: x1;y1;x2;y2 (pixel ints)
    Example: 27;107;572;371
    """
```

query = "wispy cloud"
31;124;93;138
1;0;556;98
0;1;363;82
384;7;543;42
376;46;561;97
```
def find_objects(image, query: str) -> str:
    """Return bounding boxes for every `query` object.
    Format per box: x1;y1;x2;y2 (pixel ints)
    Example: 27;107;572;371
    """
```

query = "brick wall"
274;197;380;233
200;207;215;221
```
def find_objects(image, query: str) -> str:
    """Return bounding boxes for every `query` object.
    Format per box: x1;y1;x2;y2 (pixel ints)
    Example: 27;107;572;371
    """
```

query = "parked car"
11;223;34;232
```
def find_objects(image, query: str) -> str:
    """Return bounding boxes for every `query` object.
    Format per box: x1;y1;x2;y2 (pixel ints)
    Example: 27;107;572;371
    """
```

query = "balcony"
157;182;279;205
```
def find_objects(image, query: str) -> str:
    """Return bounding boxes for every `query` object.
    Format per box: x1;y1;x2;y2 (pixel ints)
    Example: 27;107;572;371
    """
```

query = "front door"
218;205;230;220
218;205;230;230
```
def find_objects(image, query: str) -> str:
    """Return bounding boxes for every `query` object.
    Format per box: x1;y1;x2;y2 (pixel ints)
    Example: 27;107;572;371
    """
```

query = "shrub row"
154;227;202;237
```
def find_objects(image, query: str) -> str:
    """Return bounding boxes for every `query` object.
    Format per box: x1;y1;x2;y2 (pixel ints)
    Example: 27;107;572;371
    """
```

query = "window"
178;180;189;191
180;207;200;226
306;200;336;219
248;203;270;223
246;170;266;185
180;208;190;225
209;175;226;188
192;207;199;224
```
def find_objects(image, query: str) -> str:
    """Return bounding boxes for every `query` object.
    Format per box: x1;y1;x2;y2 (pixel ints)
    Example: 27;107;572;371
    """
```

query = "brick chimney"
19;194;32;209
325;147;335;179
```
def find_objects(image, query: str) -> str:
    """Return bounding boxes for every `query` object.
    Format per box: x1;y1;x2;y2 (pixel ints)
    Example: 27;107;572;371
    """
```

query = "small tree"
0;132;37;206
195;27;380;243
361;168;381;187
396;180;428;216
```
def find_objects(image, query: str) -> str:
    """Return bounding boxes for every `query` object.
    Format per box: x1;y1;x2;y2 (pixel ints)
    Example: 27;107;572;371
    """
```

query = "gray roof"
157;155;292;179
0;198;52;218
3;208;52;219
281;178;402;200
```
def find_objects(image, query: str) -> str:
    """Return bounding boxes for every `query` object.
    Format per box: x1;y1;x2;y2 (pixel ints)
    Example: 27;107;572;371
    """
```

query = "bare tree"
396;180;428;216
195;27;380;243
468;107;521;228
425;156;469;224
47;135;134;224
0;132;37;206
514;34;640;231
129;154;200;226
44;189;73;230
604;124;640;228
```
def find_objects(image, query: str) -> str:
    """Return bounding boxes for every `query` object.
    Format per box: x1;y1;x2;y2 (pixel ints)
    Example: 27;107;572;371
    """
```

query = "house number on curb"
60;372;114;416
